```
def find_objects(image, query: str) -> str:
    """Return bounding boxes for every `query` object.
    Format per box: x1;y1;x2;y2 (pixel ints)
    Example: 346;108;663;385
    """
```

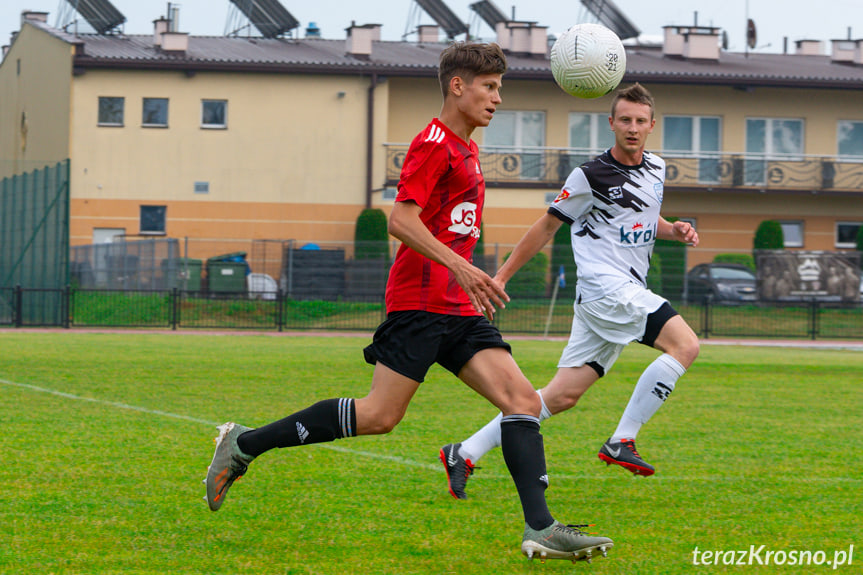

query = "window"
142;98;169;127
838;121;863;158
483;110;545;179
194;181;210;194
835;222;861;248
202;100;227;128
745;118;804;185
565;112;614;172
98;97;124;126
140;205;167;235
663;116;721;183
779;220;804;248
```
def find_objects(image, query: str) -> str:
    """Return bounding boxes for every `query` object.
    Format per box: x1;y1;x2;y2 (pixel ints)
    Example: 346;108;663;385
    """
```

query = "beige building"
2;10;863;267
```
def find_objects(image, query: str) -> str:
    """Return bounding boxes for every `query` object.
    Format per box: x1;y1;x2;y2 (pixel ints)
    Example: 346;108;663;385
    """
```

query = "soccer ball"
550;23;626;99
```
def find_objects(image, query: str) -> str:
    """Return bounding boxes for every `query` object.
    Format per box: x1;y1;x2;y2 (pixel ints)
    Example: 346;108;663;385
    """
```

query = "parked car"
685;263;758;303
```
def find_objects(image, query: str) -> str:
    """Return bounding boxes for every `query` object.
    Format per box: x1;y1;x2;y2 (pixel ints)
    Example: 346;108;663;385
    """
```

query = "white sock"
611;354;686;442
460;389;551;463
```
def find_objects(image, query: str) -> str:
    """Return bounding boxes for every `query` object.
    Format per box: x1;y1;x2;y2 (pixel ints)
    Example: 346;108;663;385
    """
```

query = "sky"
2;0;862;54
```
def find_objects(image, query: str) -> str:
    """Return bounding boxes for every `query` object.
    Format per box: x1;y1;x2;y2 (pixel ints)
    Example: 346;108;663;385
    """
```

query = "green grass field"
1;331;861;574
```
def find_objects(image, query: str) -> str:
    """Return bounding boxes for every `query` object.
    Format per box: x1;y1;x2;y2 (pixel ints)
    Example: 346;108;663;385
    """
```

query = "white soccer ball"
550;23;627;99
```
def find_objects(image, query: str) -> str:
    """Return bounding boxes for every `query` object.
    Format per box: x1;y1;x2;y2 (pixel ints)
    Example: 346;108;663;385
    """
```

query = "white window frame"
483;110;546;180
139;205;167;236
98;96;125;127
744;117;805;186
662;115;722;184
837;120;863;159
201;99;228;129
778;220;804;248
835;221;862;249
142;97;169;128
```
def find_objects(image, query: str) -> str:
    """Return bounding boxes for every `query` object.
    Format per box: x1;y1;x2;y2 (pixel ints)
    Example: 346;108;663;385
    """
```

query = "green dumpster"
206;252;249;293
162;258;202;292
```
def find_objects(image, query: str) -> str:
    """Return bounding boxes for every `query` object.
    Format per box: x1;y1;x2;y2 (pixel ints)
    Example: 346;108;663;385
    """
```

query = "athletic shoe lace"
622;439;641;458
563;523;598;535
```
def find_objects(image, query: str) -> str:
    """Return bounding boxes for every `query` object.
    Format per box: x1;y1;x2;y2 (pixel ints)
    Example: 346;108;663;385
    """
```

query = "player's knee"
502;385;541;417
355;399;405;434
363;410;402;434
673;335;699;369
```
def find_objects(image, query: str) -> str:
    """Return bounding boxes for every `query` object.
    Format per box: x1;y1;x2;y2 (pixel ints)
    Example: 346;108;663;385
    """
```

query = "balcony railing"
384;145;863;193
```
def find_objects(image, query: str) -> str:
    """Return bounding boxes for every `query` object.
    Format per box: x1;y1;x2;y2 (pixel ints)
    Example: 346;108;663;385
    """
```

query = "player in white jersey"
439;84;700;499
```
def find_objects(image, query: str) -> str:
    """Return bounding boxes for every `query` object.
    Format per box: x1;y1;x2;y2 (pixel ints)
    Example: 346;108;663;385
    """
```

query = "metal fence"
2;285;862;341
385;145;863;192
0;161;70;324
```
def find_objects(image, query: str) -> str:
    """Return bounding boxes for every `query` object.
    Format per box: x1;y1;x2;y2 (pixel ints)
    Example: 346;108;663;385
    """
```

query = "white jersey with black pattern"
548;149;666;303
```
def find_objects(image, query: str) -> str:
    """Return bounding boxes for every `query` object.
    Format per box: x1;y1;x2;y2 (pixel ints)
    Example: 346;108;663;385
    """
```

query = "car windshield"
710;267;755;280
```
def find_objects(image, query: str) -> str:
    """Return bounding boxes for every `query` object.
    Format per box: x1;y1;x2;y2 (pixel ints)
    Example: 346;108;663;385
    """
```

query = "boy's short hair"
610;83;655;119
438;42;507;98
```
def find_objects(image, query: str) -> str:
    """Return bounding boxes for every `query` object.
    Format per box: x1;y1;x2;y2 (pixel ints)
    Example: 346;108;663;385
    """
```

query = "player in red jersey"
205;41;612;562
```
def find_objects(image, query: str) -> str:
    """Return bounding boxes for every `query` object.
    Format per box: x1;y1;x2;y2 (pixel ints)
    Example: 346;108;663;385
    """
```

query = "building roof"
20;19;863;90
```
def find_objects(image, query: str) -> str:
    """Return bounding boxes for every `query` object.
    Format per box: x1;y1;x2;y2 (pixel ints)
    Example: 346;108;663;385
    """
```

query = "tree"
753;220;784;250
550;224;577;296
503;251;550;298
713;253;756;270
354;208;389;260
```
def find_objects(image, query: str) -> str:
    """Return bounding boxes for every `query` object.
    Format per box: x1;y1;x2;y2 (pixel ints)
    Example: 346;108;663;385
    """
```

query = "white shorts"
558;283;669;376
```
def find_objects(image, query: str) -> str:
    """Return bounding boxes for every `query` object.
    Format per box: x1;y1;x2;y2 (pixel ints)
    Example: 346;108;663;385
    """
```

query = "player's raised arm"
389;200;509;319
495;212;563;289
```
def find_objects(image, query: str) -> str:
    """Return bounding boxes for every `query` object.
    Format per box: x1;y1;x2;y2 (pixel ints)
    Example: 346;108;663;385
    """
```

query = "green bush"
714;253;756;270
856;225;863;265
550;224;577;293
503;250;549;298
653;216;685;301
754;220;784;250
354;208;389;260
647;252;663;294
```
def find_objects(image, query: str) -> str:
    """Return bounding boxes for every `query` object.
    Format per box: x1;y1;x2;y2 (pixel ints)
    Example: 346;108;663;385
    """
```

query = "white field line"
3;377;859;484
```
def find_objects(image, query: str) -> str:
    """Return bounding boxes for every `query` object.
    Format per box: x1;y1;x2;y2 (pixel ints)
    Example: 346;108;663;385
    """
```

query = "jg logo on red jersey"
449;202;480;239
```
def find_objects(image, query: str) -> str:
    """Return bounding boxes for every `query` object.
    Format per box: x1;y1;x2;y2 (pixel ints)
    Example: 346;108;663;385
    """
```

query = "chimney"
795;39;824;55
346;23;381;57
155;4;188;54
418;25;439;43
662;26;685;57
664;25;720;61
496;21;548;56
21;11;49;25
153;17;169;47
161;31;189;53
830;39;856;62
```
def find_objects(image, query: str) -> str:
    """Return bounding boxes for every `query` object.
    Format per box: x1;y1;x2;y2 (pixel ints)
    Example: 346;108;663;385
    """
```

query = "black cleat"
439;443;476;499
598;437;655;476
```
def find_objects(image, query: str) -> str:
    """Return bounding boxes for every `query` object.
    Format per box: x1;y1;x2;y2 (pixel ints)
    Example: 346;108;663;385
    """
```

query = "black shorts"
363;310;512;383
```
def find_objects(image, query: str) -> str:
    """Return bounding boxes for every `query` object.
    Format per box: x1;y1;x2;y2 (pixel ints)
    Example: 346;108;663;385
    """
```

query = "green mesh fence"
0;161;70;326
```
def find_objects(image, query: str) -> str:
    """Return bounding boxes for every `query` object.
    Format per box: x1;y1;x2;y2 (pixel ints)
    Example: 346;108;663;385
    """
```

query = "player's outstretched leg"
598;437;655;476
439;443;476;499
205;422;256;511
522;521;614;563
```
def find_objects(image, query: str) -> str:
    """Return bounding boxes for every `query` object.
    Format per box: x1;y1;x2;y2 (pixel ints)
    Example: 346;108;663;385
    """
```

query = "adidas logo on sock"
296;422;310;444
539;474;549;487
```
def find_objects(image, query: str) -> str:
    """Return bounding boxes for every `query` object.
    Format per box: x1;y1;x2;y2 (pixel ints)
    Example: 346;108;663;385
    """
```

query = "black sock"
237;398;356;458
500;415;555;531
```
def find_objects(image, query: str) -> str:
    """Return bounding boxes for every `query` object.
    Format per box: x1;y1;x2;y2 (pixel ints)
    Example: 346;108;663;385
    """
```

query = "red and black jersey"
386;118;484;316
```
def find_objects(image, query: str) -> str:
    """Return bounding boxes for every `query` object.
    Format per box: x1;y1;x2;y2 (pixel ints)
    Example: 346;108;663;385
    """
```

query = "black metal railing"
3;285;862;341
